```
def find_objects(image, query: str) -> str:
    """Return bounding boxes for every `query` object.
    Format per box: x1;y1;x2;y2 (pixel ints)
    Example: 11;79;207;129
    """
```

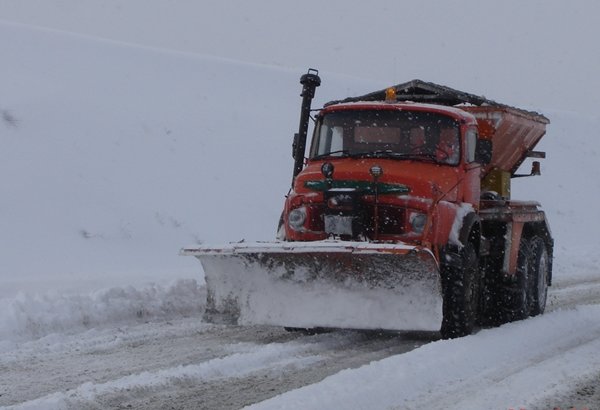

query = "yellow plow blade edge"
182;241;443;332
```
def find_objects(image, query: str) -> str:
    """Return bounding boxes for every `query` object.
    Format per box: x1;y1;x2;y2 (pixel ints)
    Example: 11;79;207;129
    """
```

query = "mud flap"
182;241;443;332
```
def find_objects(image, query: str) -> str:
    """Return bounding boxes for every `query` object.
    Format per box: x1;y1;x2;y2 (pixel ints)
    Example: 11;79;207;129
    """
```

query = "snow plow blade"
182;241;443;332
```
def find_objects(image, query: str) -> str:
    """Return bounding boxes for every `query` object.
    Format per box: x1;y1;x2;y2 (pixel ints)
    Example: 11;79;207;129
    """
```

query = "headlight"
288;207;307;231
409;212;427;234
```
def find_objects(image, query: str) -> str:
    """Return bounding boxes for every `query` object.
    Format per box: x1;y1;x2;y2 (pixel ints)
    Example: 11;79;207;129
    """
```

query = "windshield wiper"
350;150;409;159
351;150;439;162
312;149;352;159
313;149;439;163
402;152;438;162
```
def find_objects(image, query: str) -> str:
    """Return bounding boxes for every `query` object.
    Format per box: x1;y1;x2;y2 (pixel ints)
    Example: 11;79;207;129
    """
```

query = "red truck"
184;69;553;339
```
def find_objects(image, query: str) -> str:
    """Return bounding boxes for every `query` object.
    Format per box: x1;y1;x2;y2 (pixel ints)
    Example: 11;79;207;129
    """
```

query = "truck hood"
295;158;461;201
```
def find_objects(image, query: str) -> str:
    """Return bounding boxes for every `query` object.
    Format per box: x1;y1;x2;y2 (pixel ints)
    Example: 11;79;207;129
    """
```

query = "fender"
456;211;481;251
442;210;480;269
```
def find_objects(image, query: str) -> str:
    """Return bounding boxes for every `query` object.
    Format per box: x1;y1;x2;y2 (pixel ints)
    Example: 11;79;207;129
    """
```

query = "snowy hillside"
0;20;375;295
1;14;598;315
1;1;600;408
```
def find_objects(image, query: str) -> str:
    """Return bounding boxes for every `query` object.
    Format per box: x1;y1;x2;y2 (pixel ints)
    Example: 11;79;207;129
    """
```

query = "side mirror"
475;139;492;166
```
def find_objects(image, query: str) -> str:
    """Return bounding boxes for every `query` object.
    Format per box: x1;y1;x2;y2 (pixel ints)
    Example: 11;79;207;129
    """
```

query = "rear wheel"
528;237;549;316
441;242;480;339
500;239;532;322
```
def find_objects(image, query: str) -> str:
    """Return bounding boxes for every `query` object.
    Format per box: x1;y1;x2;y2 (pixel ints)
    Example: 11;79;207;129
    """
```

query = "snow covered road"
1;275;599;410
0;319;434;409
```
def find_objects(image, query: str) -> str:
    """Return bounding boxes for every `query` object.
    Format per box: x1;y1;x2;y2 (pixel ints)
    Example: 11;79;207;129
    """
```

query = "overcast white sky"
1;0;599;115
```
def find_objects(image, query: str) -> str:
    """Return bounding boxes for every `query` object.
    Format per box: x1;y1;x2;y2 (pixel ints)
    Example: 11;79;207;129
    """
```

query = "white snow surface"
10;340;322;410
0;1;600;408
250;305;600;410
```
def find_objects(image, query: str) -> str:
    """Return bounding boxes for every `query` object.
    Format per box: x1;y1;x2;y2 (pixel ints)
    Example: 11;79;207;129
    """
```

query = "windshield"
310;109;461;165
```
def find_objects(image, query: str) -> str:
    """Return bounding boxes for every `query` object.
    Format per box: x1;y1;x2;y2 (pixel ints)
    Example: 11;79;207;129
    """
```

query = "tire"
441;242;480;339
479;257;503;326
500;239;532;322
528;236;549;316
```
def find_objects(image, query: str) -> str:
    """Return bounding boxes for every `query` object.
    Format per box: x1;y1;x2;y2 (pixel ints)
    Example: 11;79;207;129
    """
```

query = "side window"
314;125;344;156
328;126;344;154
466;128;477;163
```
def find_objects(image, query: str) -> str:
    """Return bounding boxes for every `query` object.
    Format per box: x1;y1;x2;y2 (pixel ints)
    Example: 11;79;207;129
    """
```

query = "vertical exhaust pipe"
292;68;321;182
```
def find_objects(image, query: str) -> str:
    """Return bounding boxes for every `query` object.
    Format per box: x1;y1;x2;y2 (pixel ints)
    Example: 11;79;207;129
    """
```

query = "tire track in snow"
76;331;435;410
0;316;435;409
7;339;322;410
547;276;600;311
0;319;302;407
449;336;600;410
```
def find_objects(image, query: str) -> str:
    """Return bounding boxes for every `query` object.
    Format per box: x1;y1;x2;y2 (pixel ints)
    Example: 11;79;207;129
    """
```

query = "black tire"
441;242;480;339
479;257;503;326
528;236;549;316
500;239;532;322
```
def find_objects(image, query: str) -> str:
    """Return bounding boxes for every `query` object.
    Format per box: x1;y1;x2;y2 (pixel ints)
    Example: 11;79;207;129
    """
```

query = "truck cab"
283;101;483;254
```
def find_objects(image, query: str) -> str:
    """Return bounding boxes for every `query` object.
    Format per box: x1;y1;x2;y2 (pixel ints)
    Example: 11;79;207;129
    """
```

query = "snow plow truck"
183;69;553;339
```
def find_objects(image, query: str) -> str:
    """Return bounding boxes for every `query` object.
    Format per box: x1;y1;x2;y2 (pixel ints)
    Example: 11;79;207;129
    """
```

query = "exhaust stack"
292;68;321;181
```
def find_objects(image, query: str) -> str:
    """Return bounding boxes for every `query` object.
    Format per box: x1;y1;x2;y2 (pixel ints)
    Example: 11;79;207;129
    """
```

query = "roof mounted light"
385;87;397;102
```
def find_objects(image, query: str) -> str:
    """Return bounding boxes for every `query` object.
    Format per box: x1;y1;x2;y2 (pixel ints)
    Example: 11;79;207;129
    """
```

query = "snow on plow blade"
182;241;443;332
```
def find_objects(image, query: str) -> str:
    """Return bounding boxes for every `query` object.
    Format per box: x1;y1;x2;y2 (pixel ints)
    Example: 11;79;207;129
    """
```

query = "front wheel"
441;242;480;339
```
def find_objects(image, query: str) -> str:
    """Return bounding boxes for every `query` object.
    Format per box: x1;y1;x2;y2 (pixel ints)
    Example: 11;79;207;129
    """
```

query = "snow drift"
0;279;204;347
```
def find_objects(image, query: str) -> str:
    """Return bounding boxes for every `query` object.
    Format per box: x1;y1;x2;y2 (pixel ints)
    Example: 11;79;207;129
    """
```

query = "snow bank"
0;279;205;346
250;305;600;410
